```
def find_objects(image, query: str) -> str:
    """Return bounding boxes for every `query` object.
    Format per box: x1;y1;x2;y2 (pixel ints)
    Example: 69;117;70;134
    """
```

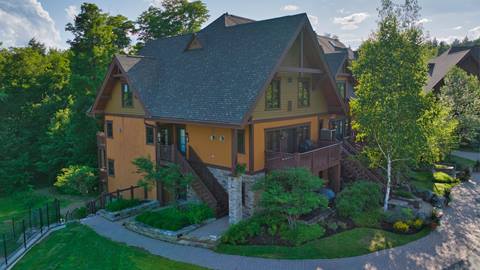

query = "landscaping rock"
431;196;446;208
98;200;159;221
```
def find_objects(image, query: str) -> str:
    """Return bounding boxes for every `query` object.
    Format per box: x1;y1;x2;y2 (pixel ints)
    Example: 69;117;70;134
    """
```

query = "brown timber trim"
148;117;242;129
231;129;238;173
249;123;254;174
251;112;329;124
263;122;311;132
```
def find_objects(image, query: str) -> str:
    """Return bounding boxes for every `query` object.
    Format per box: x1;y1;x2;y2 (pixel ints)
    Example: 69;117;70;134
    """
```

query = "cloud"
468;26;480;38
282;5;299;11
415;18;431;25
437;35;462;44
333;13;369;30
0;0;63;48
65;5;78;21
452;26;462;30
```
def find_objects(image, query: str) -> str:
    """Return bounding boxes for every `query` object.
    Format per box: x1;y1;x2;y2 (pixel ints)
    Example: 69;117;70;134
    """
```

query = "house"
90;13;346;221
317;35;355;140
426;45;480;92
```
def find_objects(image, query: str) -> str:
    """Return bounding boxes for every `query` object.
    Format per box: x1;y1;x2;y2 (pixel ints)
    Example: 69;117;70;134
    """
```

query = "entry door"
157;125;172;145
177;126;187;155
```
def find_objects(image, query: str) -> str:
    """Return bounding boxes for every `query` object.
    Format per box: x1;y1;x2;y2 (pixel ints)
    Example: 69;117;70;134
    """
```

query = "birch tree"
351;0;429;211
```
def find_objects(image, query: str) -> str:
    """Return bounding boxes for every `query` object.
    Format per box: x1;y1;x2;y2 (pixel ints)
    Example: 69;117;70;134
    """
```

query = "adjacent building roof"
95;13;344;126
317;35;354;77
426;46;480;91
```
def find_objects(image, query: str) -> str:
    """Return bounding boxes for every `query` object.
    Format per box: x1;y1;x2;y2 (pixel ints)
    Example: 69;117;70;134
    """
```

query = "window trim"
265;79;281;111
297;78;311;108
106;120;113;139
336;80;347;99
107;159;115;177
145;126;154;145
121;83;133;108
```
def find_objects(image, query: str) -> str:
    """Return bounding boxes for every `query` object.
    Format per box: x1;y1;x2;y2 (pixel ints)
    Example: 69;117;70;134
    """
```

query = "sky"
0;0;479;50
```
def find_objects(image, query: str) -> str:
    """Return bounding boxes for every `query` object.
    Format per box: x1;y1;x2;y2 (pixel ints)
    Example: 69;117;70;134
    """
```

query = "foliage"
412;219;423;230
433;171;458;183
384;208;414;223
136;0;209;43
233;163;247;177
394;190;414;199
439;67;480;147
352;208;383;228
351;0;456;211
253;168;327;227
135;203;213;231
393;221;410;233
105;199;141;212
221;217;263;245
279;223;325;246
335;181;382;219
217;227;431;259
133;157;193;202
14;223;207;270
54;165;98;195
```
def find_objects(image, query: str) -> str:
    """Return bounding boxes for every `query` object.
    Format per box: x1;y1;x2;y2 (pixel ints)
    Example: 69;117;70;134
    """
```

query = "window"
121;83;133;108
237;129;245;154
265;125;310;153
107;159;115;176
336;81;346;99
265;79;281;110
298;79;311;107
106;121;113;138
146;126;154;145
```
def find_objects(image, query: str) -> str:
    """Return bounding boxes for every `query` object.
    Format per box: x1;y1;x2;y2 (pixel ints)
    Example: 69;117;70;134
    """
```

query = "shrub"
221;218;262;245
352;208;382;228
394;190;414;199
71;207;88;219
254;168;327;227
136;203;213;231
412;218;423;230
54;165;97;195
105;199;141;212
433;171;458;183
393;221;410;233
327;222;338;231
383;208;414;223
335;181;382;219
280;223;325;246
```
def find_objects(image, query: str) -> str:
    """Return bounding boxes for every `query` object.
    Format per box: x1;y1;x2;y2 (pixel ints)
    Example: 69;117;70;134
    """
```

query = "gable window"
121;83;133;108
106;121;113;138
107;159;115;176
336;81;346;99
265;79;281;110
146;126;154;145
298;78;311;107
237;129;245;154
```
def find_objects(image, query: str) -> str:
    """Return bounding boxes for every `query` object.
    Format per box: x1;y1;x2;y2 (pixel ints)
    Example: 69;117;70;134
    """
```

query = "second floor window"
121;83;133;108
336;81;346;99
108;159;115;176
106;121;113;138
298;79;310;107
146;126;154;145
265;79;281;110
237;129;245;154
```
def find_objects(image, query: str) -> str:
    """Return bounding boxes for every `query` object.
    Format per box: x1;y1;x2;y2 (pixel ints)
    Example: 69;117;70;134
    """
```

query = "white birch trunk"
383;155;392;212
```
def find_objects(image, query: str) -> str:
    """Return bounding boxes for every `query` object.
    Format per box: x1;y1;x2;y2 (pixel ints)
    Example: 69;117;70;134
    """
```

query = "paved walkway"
188;216;229;239
452;150;480;162
83;174;480;270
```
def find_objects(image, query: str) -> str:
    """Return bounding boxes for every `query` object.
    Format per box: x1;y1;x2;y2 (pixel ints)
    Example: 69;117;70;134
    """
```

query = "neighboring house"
317;35;355;140
426;45;480;92
90;13;346;220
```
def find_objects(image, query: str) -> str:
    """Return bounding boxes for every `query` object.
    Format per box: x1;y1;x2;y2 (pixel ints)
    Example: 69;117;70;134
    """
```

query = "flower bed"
98;200;159;221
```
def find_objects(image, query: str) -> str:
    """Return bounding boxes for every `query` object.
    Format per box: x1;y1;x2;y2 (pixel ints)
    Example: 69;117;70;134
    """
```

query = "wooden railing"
265;142;342;173
157;145;175;162
188;146;228;214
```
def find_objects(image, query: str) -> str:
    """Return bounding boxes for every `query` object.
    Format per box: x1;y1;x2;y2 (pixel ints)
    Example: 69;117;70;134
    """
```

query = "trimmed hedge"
335;181;382;219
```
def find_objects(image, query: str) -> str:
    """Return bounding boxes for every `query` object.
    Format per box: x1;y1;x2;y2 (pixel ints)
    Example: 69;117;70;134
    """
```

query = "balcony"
96;132;106;147
265;141;342;173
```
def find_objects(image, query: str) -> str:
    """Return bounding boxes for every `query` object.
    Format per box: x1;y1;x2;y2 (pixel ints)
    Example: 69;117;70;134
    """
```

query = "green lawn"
13;223;207;270
409;171;459;196
445;155;476;170
216;227;430;259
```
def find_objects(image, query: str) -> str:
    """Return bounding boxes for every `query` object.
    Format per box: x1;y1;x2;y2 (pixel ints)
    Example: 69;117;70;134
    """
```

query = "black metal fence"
0;199;61;268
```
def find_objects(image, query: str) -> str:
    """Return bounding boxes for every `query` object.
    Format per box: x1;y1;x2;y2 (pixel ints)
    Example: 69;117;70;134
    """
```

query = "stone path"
82;174;480;270
187;216;229;239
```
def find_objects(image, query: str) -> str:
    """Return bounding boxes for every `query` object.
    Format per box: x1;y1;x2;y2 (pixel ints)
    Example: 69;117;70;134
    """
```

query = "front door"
176;125;187;155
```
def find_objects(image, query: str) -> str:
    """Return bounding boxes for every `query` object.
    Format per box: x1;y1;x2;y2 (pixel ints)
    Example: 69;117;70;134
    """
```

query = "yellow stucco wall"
104;80;145;116
186;124;232;169
105;115;156;198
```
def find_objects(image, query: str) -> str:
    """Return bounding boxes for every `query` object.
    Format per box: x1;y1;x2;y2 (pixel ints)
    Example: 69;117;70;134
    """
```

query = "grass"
445;155;476;170
216;227;430;259
13;223;206;270
409;171;459;196
105;198;142;212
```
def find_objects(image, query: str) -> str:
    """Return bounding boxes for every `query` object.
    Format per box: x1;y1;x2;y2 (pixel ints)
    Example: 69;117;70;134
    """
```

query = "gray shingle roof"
426;47;471;91
324;52;347;76
116;13;307;125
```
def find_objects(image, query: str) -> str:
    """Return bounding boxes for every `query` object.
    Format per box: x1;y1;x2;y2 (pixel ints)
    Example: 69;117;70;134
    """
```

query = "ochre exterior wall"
105;115;157;198
186;124;232;169
104;80;145;116
252;114;333;172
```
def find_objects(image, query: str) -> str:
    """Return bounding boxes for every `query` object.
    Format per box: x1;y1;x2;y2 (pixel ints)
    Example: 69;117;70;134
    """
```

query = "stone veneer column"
227;175;242;224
